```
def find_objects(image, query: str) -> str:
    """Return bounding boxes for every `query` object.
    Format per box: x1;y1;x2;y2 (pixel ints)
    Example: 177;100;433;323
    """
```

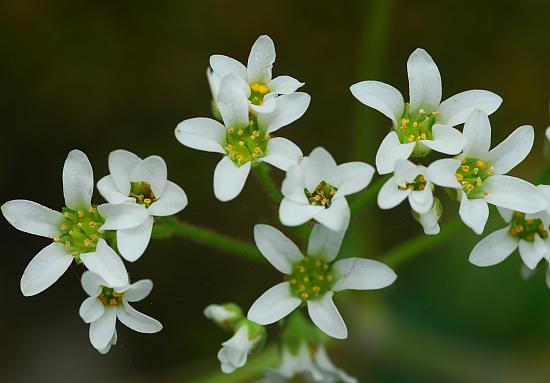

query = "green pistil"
225;115;270;166
55;206;105;260
288;256;334;301
398;174;427;191
508;211;548;241
397;103;438;155
305;181;338;208
249;82;270;106
130;181;157;207
455;158;494;198
98;286;124;306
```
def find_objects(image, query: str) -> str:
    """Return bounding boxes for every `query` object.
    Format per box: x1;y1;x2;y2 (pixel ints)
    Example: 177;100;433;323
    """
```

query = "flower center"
304;181;338;208
98;286;124;306
54;206;105;259
130;181;157;207
249;82;270;106
287;256;333;301
398;174;427;191
508;211;548;241
455;158;493;198
397;103;439;144
225;115;270;166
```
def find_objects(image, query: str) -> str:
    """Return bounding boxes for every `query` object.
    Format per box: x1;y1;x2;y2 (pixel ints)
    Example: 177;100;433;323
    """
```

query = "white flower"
176;73;309;201
79;271;162;354
97;150;188;261
217;322;264;374
378;158;462;214
1;150;138;296
350;48;502;174
451;110;547;234
208;35;305;114
413;198;442;235
247;220;396;339
279;147;374;231
204;303;243;329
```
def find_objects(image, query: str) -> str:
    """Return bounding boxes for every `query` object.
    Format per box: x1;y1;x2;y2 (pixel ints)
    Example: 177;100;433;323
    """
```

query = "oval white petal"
98;202;149;231
80;239;129;288
1;200;63;238
175;117;226;154
130;155;168;197
486;125;534;175
484;175;547;214
148;181;188;217
349;80;404;125
332;258;397;291
258;92;311;134
247;282;301;325
407;48;442;112
254;224;303;274
89;307;117;350
426;159;462;189
462;109;492;158
108;150;141;196
209;54;247;80
437;90;502;126
80;296;105;323
97;175;133;204
213;157;251;202
421;125;465;155
279;198;323;227
63;149;94;210
269;75;304;94
123;279;153;302
260;137;303;171
247;35;275;84
117;217;154;262
459;192;489;234
375;132;415;175
117;301;162;333
307;292;347;339
334;162;375;198
469;227;518;266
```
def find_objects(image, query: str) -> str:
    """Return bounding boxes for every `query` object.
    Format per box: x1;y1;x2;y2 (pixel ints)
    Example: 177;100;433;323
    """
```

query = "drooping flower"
1;150;143;296
204;303;244;329
79;271;162;354
247;218;396;339
216;320;266;374
350;48;502;174
279;147;374;231
97;150;188;261
450;110;547;234
176;73;309;201
208;35;305;114
412;198;442;235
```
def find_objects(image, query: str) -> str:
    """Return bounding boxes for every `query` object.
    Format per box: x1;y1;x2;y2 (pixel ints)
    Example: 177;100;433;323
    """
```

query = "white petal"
80;296;104;323
459;192;489;234
497;207;514;223
89;307;117;350
484;175;547;213
332;258;396;292
148;181;188;216
334;162;375;198
108;150;141;196
269;75;304;94
279;198;324;227
407;48;442;112
486;125;534;175
254;224;303;274
421;125;465;155
80;239;129;288
81;270;104;296
218;74;250;129
1;200;63;238
393;159;422;181
117;217;154;262
313;198;350;231
377;177;409;210
258;92;311;134
123;279;153;302
97;175;133;204
117;301;163;333
130;156;168;197
518;237;546;270
417;206;441;235
314;346;358;383
461;109;491;158
304;148;339;191
209;54;247;80
174;117;226;154
97;331;117;355
349;81;404;125
281;163;308;204
247;282;301;325
409;187;433;214
437;90;502;126
213;157;251;202
63;149;94;210
308;212;349;262
307;292;347;339
98;203;149;231
426;159;462;188
260;137;303;171
247;35;275;84
249;92;277;114
20;243;73;296
207;67;221;100
375;132;415;175
469;227;518;266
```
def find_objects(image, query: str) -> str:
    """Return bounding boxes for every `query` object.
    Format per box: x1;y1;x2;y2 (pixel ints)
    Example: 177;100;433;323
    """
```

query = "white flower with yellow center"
450;110;547;234
247;220;396;339
208;35;305;114
216;320;265;374
79;271;162;354
1;150;145;296
350;48;502;174
97;150;188;261
176;73;309;201
279;147;374;231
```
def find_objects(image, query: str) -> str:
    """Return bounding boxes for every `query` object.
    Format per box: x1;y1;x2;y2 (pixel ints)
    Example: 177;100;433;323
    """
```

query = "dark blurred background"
1;1;550;382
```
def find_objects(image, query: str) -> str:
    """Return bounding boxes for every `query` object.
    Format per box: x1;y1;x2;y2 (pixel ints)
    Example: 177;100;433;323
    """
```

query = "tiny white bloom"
451;110;547;234
204;303;244;330
97;150;188;261
378;158;462;215
413;198;442;235
208;35;305;114
350;48;502;174
217;321;265;374
79;271;162;354
279;147;374;231
1;150;134;296
247;219;396;339
176;73;309;201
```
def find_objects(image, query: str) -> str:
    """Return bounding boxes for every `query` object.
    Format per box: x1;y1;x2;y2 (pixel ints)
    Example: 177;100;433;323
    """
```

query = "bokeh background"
1;0;550;382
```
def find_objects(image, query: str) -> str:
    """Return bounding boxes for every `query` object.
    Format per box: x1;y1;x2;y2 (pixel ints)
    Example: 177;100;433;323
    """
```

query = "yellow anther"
407;184;414;190
326;274;333;282
89;221;97;228
65;241;71;249
226;144;233;150
408;134;415;142
254;147;261;154
455;173;463;181
526;233;535;241
265;133;270;139
72;251;78;256
315;261;321;267
227;128;234;134
250;83;269;94
78;210;84;218
88;207;96;213
84;239;91;247
412;121;418;128
304;256;310;262
248;120;254;126
415;136;421;142
312;286;321;293
253;130;260;137
516;225;524;233
476;160;486;169
60;224;67;231
63;212;70;218
298;284;306;291
144;198;152;205
238;141;245;146
53;236;60;242
420;133;427;140
514;211;523;217
112;291;124;297
432;111;440;116
290;278;297;285
539;223;546;232
462;165;470;172
318;275;325;281
487;167;494;175
299;266;306;273
473;167;479;174
418;184;425;191
526;219;534;225
300;292;309;300
303;277;310;282
237;129;244;136
236;155;244;162
419;108;426;114
77;222;83;227
91;234;98;241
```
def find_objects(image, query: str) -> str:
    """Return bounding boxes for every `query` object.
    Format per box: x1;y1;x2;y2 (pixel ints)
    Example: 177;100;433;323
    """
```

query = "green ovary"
288;256;334;301
55;206;105;258
98;286;124;306
454;158;494;198
396;103;438;144
508;211;548;241
130;181;157;207
225;115;270;166
304;181;338;208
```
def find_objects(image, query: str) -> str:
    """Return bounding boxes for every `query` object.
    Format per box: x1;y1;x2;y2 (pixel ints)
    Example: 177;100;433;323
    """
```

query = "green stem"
350;175;390;214
253;163;283;203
